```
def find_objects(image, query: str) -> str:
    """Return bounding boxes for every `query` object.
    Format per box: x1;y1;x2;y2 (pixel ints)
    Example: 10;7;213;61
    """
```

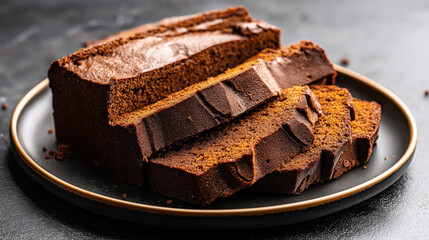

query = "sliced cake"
251;85;355;194
108;40;336;185
50;23;335;186
49;7;281;185
147;86;322;206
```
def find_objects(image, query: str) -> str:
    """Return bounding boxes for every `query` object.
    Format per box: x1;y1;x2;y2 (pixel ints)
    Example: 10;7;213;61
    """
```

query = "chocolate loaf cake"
147;86;322;206
330;99;381;179
251;85;355;194
49;7;281;185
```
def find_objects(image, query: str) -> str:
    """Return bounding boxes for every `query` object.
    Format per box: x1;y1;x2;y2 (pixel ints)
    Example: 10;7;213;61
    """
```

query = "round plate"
10;65;417;230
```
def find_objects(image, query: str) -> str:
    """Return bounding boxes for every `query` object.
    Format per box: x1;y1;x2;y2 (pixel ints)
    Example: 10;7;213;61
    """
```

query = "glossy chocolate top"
64;32;244;82
60;19;278;83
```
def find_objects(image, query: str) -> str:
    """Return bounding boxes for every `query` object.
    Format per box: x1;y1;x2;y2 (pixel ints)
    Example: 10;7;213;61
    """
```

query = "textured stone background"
1;0;428;239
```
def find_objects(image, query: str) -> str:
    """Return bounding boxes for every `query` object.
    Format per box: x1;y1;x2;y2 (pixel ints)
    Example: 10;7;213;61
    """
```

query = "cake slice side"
147;86;322;206
330;99;381;179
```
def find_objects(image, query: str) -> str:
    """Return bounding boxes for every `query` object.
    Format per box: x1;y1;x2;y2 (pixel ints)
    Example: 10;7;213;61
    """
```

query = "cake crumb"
340;58;350;66
1;103;8;110
186;116;193;121
122;194;127;199
343;160;350;168
104;189;109;193
425;90;429;97
166;199;173;205
363;165;367;170
384;156;387;160
391;155;395;158
44;155;51;159
52;144;72;160
48;128;54;134
42;147;47;152
89;179;95;183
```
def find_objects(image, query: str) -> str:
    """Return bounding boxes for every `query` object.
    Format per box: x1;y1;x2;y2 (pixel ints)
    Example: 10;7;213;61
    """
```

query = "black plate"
10;66;417;230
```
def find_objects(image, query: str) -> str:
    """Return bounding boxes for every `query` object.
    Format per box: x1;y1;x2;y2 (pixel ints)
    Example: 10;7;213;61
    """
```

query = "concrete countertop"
1;0;428;239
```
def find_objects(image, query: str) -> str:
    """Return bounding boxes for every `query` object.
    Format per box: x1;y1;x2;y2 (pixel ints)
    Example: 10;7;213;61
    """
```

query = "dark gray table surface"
1;0;428;239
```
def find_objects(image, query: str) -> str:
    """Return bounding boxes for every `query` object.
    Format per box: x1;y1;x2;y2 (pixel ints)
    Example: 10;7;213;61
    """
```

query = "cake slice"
330;99;381;179
147;86;322;206
251;85;355;194
50;33;335;186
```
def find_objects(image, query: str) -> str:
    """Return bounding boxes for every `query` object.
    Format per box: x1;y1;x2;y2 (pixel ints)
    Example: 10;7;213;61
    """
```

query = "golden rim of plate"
10;65;417;217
